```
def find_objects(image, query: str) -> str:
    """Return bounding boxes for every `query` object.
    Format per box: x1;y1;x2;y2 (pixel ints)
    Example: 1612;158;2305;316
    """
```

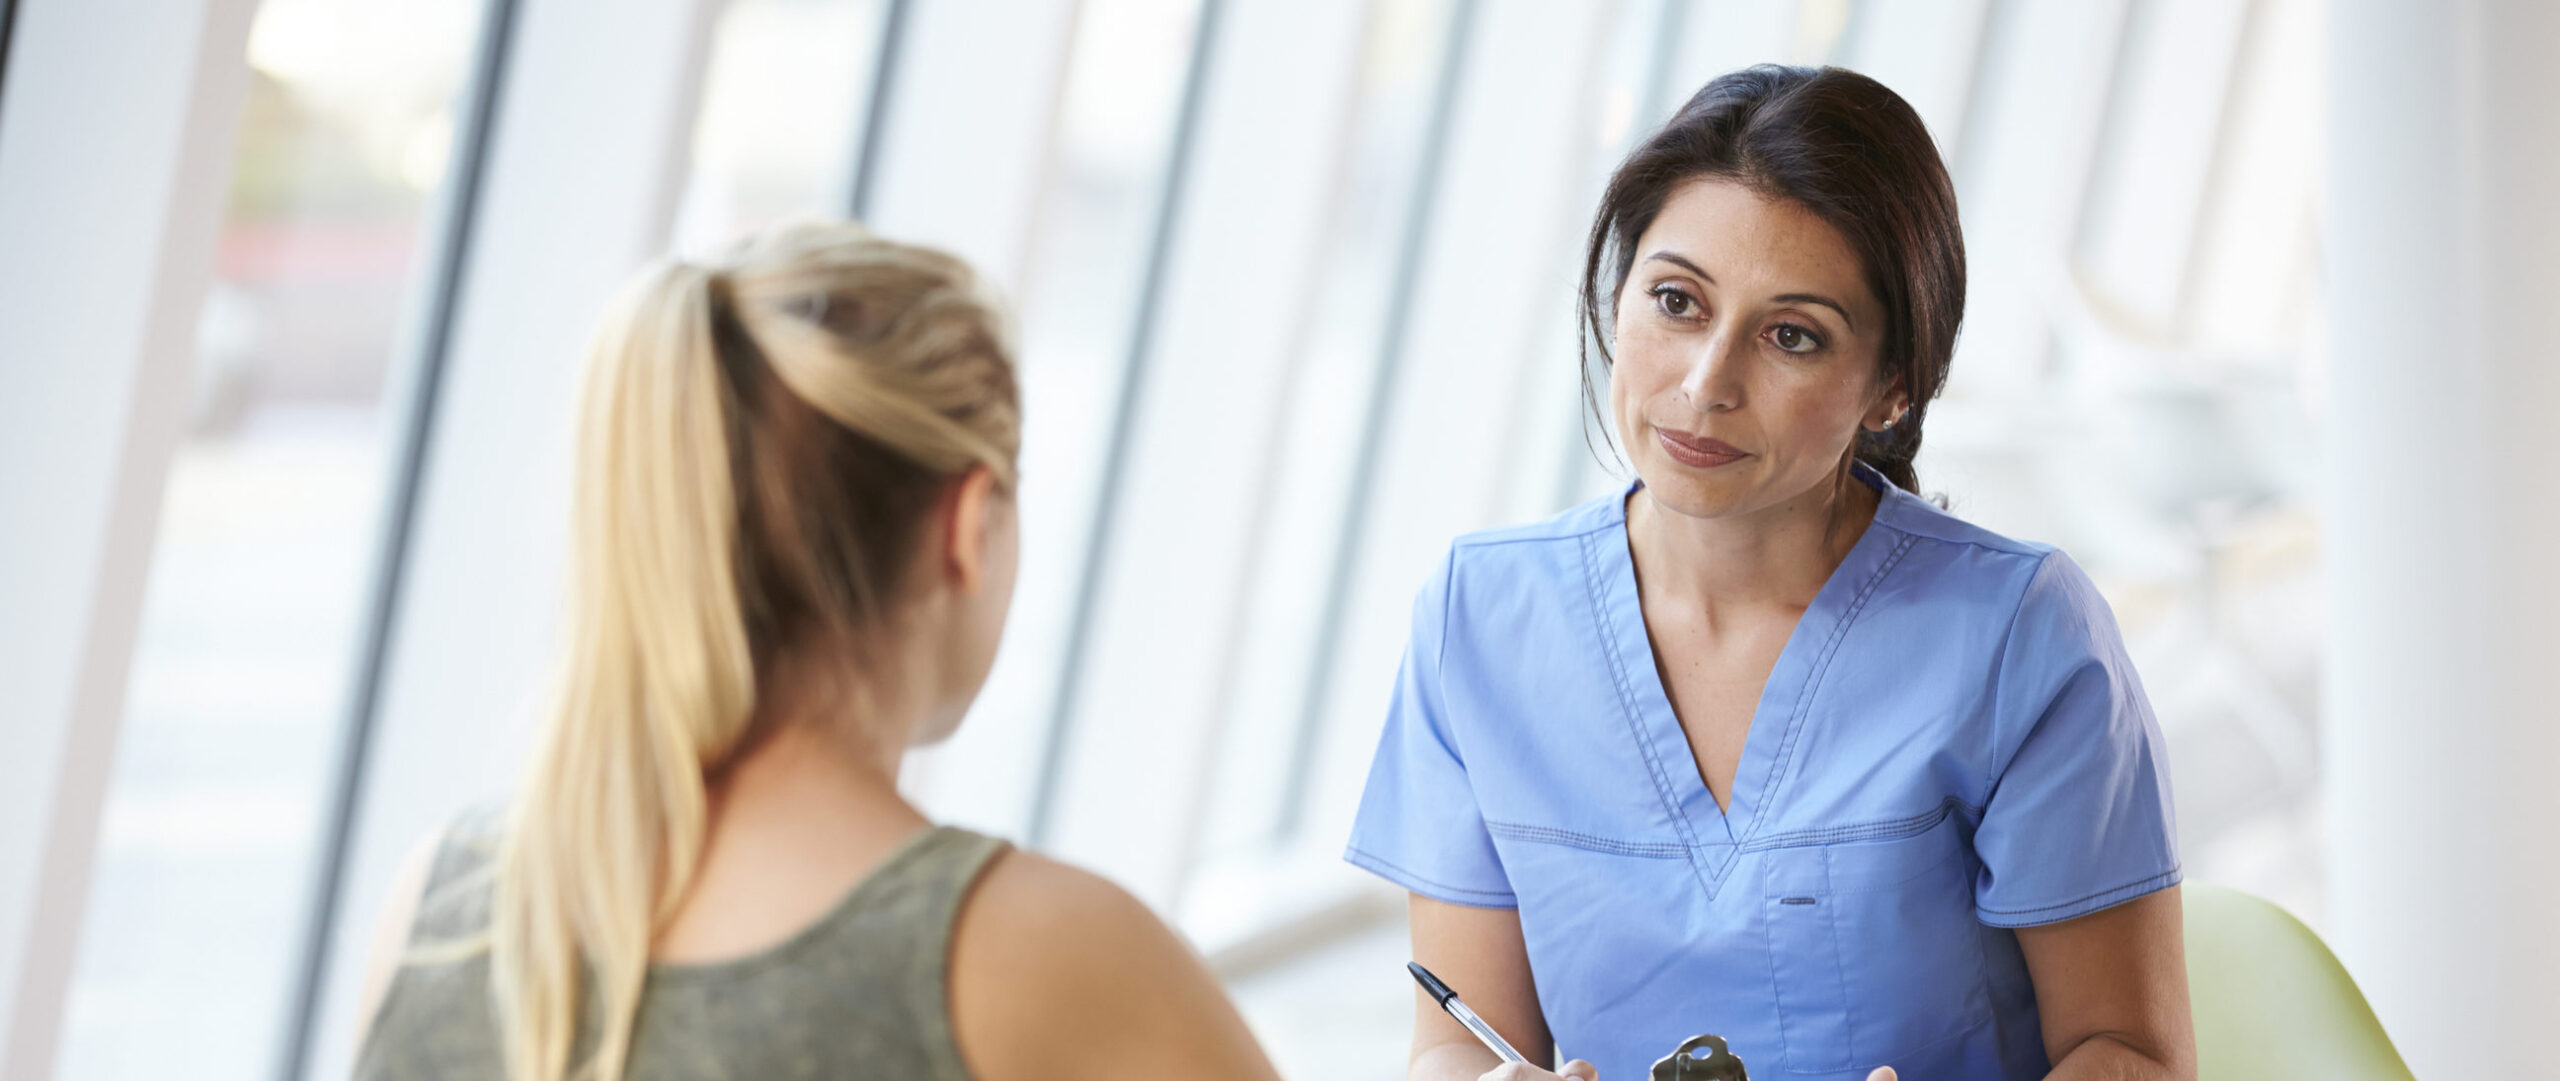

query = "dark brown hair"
1579;64;1964;493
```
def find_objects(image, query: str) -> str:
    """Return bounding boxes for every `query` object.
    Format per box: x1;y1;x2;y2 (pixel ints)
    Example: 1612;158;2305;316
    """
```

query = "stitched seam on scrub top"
1345;846;1518;904
1977;865;2184;920
1485;822;1689;859
1825;854;1861;1065
1747;532;1915;843
1580;530;1716;895
1746;533;1919;846
1582;529;1695;848
1740;795;1982;852
1763;851;1857;1072
1450;517;1617;551
1978;550;2056;810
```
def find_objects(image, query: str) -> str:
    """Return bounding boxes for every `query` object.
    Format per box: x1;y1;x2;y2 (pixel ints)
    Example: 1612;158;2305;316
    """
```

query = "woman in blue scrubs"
1347;67;2192;1081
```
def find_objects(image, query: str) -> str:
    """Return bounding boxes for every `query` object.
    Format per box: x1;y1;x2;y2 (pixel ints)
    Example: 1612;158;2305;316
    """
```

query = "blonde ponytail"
485;222;1019;1079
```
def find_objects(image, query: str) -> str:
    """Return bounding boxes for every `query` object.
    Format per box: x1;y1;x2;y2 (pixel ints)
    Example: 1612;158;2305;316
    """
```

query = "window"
55;3;493;1078
672;0;891;256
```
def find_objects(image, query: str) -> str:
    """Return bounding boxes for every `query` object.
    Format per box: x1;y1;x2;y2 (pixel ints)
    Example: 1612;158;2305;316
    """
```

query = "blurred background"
3;0;2547;1079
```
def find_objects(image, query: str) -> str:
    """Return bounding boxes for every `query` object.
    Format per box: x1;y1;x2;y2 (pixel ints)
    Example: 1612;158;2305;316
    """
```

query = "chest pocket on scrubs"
1761;815;1991;1073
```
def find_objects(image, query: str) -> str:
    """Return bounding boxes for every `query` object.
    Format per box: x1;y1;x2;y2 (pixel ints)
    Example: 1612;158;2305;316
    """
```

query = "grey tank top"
354;812;1009;1080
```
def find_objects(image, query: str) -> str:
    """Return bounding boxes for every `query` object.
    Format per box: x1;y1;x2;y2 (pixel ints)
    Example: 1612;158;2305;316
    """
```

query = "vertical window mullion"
272;1;521;1076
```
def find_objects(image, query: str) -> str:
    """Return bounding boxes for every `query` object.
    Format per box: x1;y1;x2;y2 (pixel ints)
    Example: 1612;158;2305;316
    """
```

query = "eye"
1769;322;1824;354
1650;283;1700;319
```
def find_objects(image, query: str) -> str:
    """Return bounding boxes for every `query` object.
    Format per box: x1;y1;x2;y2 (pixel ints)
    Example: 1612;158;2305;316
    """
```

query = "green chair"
2183;883;2416;1081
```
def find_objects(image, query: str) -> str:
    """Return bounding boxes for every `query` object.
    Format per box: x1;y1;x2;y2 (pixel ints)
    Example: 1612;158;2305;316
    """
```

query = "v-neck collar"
1585;462;1919;896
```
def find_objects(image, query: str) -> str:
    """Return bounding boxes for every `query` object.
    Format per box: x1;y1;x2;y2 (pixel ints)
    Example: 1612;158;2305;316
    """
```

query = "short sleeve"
1972;552;2182;928
1343;547;1516;908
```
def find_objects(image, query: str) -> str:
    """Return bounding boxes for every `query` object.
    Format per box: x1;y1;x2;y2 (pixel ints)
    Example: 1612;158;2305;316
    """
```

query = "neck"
1628;461;1881;614
652;635;942;964
710;638;933;818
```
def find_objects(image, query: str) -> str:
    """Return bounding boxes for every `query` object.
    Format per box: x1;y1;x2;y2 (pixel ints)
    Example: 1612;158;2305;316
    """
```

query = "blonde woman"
350;222;1282;1081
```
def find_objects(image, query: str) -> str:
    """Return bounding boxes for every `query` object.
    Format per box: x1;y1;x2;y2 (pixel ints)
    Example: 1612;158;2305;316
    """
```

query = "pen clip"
1406;961;1528;1064
1406;962;1458;1007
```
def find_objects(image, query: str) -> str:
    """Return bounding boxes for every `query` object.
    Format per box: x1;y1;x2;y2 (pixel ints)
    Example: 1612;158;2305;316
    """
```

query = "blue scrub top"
1346;464;2180;1081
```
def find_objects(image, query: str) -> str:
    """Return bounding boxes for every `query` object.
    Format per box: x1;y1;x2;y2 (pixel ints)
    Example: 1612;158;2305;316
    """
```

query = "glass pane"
903;0;1209;839
671;0;887;255
54;2;491;1078
1192;0;1460;868
1929;0;2329;923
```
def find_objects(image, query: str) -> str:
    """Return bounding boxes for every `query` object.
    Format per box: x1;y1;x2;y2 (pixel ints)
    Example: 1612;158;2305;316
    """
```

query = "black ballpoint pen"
1407;961;1530;1065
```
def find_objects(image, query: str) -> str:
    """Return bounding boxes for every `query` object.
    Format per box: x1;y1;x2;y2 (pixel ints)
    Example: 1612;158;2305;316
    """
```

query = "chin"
1633;457;1762;519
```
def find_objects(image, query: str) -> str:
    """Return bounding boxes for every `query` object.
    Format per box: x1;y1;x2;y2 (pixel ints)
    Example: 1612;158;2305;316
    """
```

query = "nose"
1676;320;1747;414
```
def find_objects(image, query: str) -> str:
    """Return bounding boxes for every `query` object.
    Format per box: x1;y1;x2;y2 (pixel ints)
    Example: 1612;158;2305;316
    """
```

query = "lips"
1654;427;1748;469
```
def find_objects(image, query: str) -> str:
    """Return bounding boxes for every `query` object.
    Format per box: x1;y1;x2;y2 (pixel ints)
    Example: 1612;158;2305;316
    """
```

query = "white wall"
2326;1;2560;1076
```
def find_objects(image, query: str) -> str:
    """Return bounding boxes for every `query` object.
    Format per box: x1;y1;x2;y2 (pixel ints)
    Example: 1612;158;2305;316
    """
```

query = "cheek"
1609;328;1682;411
1607;359;1664;446
988;527;1021;622
1765;374;1873;454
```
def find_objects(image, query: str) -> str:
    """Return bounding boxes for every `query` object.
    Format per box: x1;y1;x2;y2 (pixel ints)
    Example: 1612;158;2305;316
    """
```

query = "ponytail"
491;262;756;1081
1855;420;1923;494
476;222;1019;1079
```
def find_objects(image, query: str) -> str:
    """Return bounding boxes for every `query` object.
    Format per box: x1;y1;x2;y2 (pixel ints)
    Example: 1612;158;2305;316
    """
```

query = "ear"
1862;372;1911;432
941;465;1002;596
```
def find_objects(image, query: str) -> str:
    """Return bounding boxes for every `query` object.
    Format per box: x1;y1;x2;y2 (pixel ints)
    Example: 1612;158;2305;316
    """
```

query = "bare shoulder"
955;845;1146;940
353;830;444;1040
949;849;1279;1081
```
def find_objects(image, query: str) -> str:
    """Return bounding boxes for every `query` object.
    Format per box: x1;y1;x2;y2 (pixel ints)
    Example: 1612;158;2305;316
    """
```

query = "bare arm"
2013;887;2197;1081
949;850;1282;1081
1406;894;1594;1081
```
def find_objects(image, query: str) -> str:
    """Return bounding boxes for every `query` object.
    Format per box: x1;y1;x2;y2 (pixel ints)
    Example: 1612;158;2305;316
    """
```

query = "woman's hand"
1476;1058;1883;1080
1478;1060;1596;1081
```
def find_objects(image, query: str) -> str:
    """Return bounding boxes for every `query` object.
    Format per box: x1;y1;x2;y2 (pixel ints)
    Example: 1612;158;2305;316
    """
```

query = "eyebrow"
1642;250;1858;333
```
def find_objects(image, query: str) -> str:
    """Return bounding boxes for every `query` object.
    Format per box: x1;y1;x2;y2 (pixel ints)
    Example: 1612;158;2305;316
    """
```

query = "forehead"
1631;178;1871;302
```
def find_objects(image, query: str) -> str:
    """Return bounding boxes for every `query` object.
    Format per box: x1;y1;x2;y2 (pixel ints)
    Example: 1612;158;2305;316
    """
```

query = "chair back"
2184;883;2416;1081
